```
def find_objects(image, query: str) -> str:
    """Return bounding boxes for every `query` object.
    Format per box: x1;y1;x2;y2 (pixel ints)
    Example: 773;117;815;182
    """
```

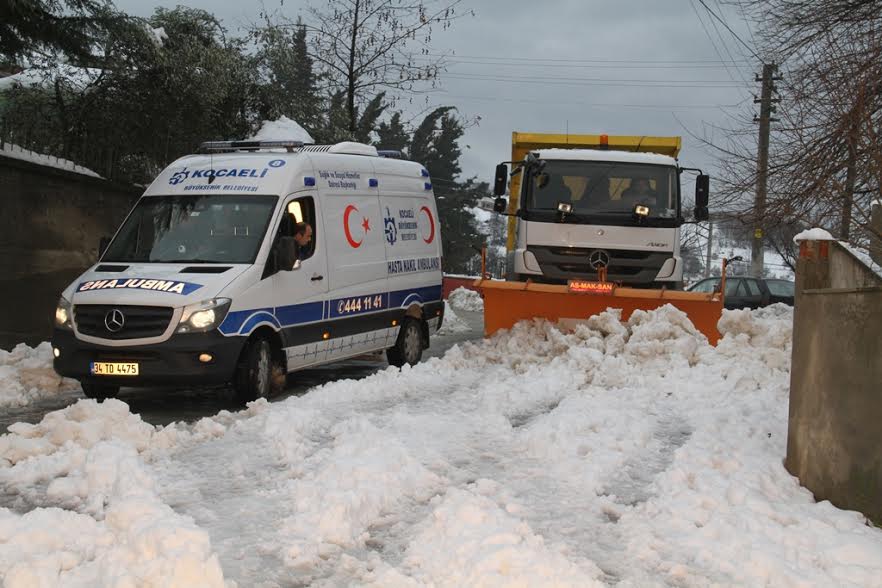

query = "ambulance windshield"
102;194;278;264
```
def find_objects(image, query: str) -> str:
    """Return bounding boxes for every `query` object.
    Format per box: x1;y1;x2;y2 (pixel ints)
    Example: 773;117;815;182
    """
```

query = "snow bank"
0;400;231;586
447;286;484;312
437;302;470;335
4;303;882;586
793;227;834;242
0;342;79;409
248;115;314;144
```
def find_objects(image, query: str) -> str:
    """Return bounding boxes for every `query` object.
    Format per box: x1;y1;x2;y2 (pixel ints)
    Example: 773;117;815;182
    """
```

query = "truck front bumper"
51;329;246;387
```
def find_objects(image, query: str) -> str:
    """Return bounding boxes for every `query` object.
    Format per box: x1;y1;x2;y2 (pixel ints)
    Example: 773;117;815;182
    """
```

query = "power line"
696;0;763;62
423;52;751;65
443;70;747;84
436;92;748;110
413;58;751;70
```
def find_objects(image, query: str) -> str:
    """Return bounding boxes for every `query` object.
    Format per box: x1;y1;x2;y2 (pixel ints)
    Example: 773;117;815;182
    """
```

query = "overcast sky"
115;0;760;190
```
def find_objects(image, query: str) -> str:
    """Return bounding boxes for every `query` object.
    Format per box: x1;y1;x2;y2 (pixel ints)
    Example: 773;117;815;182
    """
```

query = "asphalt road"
1;309;485;432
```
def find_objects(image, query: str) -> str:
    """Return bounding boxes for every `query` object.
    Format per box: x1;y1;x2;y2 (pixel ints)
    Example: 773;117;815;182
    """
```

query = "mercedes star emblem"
588;249;611;270
104;308;125;333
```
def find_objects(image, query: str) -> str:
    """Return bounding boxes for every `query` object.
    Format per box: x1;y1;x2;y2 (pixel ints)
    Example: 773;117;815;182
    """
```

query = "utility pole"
751;63;781;278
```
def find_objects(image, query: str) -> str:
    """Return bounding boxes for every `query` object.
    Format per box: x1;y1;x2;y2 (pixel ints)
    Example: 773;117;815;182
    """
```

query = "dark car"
687;277;795;310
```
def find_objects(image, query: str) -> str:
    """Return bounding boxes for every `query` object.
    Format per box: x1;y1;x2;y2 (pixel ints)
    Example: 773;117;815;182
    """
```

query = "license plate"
568;280;616;295
90;362;139;376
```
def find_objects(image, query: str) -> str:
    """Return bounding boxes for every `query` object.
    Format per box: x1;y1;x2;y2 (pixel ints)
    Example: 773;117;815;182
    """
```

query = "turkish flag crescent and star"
343;204;371;248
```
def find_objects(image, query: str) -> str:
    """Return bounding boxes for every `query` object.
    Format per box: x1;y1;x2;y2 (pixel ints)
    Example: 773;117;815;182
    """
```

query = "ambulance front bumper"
51;329;245;387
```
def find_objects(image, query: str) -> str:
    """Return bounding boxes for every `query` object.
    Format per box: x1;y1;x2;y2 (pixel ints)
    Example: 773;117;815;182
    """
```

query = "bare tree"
708;0;882;268
301;0;468;134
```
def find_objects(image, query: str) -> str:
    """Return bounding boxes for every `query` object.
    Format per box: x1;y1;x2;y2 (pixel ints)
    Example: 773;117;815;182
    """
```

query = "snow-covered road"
1;304;881;587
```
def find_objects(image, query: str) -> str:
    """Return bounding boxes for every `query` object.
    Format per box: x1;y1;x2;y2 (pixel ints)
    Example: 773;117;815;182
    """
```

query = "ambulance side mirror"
98;236;111;257
275;236;298;272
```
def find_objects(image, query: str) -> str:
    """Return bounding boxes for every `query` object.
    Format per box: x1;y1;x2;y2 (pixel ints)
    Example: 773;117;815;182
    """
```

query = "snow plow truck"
476;132;724;344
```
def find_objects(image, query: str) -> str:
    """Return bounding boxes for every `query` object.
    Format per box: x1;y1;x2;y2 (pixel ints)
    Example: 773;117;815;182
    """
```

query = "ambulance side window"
264;196;317;279
283;196;316;260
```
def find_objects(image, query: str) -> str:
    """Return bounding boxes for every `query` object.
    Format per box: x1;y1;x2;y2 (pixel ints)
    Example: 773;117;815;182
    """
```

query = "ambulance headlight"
55;297;73;330
177;298;231;333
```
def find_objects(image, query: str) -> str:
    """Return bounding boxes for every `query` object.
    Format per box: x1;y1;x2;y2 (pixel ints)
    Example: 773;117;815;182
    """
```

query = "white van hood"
67;264;251;307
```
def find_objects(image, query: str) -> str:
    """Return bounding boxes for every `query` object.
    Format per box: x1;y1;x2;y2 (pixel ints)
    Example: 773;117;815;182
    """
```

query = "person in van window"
293;222;313;260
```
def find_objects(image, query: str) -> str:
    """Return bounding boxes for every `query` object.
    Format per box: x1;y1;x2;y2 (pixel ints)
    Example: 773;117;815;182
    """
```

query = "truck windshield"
525;160;679;221
102;194;278;264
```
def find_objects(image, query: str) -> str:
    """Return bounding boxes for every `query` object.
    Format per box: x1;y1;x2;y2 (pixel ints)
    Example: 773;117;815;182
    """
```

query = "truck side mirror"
493;197;507;213
98;236;111;257
493;163;508;196
694;174;710;221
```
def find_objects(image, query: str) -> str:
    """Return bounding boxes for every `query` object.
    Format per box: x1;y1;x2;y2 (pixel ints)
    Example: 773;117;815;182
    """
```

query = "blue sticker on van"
77;279;202;295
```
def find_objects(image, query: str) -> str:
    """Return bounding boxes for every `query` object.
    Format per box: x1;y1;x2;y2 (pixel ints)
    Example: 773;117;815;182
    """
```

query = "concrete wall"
786;240;882;525
0;155;141;349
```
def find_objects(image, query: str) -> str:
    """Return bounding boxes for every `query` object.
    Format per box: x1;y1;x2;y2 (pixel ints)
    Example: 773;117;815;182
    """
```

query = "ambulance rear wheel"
387;318;423;367
80;381;119;401
234;338;281;402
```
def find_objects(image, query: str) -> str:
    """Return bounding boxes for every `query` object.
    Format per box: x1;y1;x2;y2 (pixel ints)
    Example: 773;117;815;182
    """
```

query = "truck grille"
74;305;174;340
527;246;670;286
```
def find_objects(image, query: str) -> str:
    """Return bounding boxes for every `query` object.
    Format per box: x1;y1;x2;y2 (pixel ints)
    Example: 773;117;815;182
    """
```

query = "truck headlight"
177;298;231;333
634;204;650;217
55;297;73;330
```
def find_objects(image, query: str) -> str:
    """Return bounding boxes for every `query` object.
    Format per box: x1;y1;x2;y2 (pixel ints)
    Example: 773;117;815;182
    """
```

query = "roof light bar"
198;140;305;153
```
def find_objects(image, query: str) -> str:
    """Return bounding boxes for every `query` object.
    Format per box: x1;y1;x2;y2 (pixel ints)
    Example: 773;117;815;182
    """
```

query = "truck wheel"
234;338;281;402
80;381;119;401
387;318;423;367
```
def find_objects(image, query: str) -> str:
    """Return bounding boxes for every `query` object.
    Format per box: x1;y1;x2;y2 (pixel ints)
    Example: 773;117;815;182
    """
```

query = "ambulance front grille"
74;305;174;340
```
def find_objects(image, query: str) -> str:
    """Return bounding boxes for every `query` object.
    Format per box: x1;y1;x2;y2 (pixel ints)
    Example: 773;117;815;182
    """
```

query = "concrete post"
871;201;882;267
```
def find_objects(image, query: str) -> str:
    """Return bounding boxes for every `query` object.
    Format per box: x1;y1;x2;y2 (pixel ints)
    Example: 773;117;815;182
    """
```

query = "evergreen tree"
252;17;322;132
408;106;483;273
0;0;126;67
375;112;410;154
354;93;386;144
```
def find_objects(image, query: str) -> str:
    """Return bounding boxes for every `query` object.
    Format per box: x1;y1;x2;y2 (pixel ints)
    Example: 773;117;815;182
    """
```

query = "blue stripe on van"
217;285;442;337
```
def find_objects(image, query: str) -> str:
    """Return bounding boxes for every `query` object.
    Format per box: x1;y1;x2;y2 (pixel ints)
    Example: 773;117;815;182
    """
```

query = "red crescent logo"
420;206;435;244
343;205;363;248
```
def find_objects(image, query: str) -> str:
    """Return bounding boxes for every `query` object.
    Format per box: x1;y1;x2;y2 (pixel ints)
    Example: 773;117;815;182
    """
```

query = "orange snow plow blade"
473;279;724;345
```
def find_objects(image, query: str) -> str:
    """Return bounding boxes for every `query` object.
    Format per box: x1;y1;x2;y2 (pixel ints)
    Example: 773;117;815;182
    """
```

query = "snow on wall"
447;286;484;312
1;142;102;178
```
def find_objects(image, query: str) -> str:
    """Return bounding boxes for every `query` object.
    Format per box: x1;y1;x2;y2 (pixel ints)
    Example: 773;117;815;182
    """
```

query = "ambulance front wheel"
80;381;119;401
234;337;284;402
387;318;424;367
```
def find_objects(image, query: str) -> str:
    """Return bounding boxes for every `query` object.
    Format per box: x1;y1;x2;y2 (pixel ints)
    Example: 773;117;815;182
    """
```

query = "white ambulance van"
51;140;444;401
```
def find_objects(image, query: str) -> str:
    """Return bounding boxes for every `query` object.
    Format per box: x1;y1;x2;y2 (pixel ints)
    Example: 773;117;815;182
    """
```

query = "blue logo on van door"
384;207;398;246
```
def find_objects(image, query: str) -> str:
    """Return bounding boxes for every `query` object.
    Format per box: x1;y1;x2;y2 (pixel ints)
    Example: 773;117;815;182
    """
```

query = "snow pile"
248;115;314;144
793;227;835;242
366;483;606;587
447;286;484;312
0;142;102;178
278;417;442;569
3;304;882;586
0;342;79;408
437;302;470;335
0;400;229;586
